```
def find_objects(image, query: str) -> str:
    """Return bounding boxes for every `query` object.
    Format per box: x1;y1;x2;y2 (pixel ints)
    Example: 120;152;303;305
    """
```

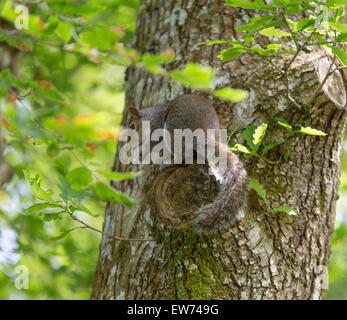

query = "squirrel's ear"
128;106;142;119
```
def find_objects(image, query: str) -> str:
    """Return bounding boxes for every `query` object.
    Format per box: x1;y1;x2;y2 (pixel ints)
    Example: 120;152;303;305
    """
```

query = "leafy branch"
229;118;327;165
7;79;150;242
203;0;347;111
241;177;297;225
24;169;155;242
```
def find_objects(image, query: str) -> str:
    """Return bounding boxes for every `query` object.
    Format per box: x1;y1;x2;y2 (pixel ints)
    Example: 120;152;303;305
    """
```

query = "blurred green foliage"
326;140;347;300
0;0;346;300
0;0;139;299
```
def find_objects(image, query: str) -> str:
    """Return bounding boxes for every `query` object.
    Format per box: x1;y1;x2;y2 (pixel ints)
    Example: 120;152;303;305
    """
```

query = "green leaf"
272;206;297;216
66;167;93;190
58;176;90;202
31;94;45;106
47;142;60;158
23;169;54;201
336;33;347;43
25;202;61;214
142;53;174;74
242;125;257;151
242;35;255;44
292;18;315;32
199;40;230;45
218;47;246;62
236;16;282;35
55;22;71;42
169;63;213;89
230;144;253;155
40;211;64;221
275;117;293;130
80;28;119;50
259;27;291;37
274;0;307;5
1;0;16;21
250;47;269;56
330;46;347;66
297;127;327;136
95;182;135;207
214;88;249;102
35;86;66;102
327;0;347;9
267;44;282;51
68;200;97;217
274;50;297;55
52;227;82;241
281;2;310;14
262;140;283;155
63;5;103;15
315;33;328;45
253;123;268;151
249;178;268;206
329;21;347;33
225;0;276;11
97;170;143;181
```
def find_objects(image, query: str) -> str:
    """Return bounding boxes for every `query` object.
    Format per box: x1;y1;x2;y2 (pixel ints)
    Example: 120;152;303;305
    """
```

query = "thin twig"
240;209;273;226
284;28;317;72
265;56;284;75
283;69;303;110
15;0;43;4
305;54;338;107
281;13;299;49
37;2;92;27
256;153;282;165
0;27;129;67
284;46;303;71
281;27;318;110
72;216;156;242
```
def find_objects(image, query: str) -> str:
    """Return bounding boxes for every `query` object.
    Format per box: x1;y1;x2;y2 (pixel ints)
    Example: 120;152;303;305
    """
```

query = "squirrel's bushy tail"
194;145;248;234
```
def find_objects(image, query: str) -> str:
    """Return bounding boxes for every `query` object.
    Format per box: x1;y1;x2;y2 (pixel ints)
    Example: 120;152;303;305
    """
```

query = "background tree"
92;0;347;299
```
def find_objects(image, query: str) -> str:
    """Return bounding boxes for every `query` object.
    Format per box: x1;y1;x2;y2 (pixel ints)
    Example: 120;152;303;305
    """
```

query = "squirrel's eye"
130;123;136;130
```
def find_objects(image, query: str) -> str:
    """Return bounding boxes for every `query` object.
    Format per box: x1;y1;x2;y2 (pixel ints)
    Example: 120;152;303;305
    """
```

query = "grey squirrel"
128;94;248;234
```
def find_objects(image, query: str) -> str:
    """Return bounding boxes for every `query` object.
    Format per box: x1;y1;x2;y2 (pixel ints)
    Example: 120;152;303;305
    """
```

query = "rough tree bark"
92;0;347;300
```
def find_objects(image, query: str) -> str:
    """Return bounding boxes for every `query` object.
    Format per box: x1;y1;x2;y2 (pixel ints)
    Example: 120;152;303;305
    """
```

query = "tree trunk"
92;0;347;300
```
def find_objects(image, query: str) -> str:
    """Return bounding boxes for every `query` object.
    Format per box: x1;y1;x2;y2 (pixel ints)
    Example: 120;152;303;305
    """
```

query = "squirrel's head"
127;105;166;158
127;106;147;159
128;106;142;132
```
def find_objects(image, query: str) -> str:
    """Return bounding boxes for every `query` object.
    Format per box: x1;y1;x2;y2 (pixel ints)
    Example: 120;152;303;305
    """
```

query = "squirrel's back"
165;94;220;132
